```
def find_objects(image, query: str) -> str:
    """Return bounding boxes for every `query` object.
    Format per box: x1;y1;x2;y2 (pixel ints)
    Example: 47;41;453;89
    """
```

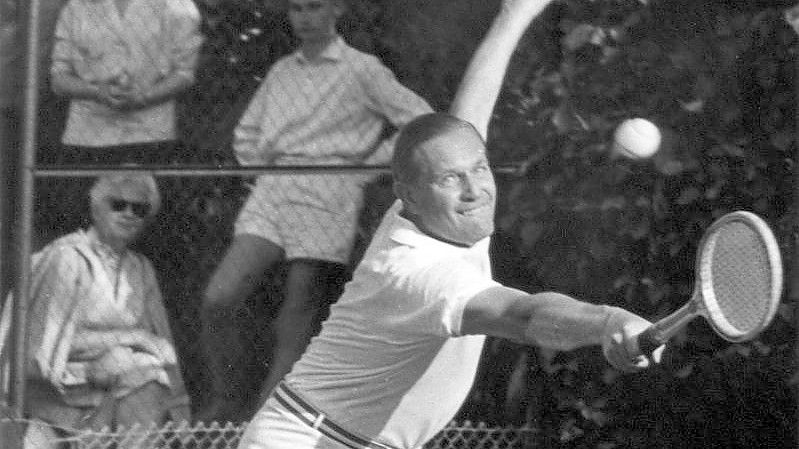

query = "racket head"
695;211;783;342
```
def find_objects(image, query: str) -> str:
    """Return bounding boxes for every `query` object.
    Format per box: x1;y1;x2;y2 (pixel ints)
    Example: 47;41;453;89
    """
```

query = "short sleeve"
165;0;203;78
50;2;78;75
388;256;499;338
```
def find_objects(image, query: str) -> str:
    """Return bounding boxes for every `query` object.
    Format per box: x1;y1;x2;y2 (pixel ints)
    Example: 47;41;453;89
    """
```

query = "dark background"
3;0;798;447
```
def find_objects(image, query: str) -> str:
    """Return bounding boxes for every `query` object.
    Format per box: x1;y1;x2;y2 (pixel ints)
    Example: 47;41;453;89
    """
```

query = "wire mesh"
1;418;536;449
707;221;773;334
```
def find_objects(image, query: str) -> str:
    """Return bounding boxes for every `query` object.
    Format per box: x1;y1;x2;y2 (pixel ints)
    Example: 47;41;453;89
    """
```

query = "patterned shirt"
0;230;189;421
51;0;203;146
234;36;432;168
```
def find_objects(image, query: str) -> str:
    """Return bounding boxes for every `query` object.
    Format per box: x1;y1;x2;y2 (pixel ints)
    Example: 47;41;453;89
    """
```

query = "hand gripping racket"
637;211;783;354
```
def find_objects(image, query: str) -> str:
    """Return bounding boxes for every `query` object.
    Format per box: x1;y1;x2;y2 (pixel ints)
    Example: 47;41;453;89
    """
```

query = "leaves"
487;0;797;446
28;0;798;445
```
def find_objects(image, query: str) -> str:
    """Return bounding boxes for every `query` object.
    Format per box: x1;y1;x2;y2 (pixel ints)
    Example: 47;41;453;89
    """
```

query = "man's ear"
393;181;417;215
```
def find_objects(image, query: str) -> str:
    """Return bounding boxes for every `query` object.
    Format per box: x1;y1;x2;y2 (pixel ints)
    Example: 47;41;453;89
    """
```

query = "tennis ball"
612;118;661;159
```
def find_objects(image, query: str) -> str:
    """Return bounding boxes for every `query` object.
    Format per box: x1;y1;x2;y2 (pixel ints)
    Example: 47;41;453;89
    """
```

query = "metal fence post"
5;0;42;446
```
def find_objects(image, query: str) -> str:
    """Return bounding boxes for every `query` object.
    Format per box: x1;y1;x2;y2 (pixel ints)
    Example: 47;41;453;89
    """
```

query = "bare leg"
257;260;347;404
199;234;283;423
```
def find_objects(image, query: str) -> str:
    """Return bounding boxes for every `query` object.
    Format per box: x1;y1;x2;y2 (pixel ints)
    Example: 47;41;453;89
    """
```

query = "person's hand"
601;307;664;372
86;346;132;387
126;332;177;364
113;88;150;111
93;75;149;110
94;83;129;109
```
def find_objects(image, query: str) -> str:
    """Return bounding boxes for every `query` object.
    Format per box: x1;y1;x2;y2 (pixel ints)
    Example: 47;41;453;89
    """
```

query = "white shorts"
234;174;371;264
238;395;348;449
238;382;398;449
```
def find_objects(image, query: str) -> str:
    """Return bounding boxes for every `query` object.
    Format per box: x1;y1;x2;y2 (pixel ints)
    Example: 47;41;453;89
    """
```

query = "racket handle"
636;296;700;355
636;326;666;355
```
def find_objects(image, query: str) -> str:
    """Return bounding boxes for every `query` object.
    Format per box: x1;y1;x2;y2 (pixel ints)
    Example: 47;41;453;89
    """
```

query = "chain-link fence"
1;0;540;446
1;418;535;449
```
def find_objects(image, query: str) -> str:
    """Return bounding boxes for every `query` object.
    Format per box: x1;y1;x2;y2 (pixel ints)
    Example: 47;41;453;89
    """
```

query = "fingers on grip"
636;327;664;355
605;319;664;372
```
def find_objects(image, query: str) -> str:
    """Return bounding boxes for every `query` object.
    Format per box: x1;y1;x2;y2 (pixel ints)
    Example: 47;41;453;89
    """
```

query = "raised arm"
449;0;554;139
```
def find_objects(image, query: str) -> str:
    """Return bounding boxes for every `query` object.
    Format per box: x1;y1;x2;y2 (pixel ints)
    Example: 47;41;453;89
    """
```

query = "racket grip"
636;326;666;355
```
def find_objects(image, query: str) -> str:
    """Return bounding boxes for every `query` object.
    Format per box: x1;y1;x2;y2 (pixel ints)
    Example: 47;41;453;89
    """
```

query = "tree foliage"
480;0;798;446
24;0;799;446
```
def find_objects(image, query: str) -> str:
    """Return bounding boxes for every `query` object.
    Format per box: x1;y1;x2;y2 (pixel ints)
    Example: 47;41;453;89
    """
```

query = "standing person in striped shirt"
50;0;203;164
200;0;432;423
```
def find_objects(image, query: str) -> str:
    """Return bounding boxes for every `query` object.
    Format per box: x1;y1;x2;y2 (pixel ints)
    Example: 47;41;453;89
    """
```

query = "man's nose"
460;175;480;200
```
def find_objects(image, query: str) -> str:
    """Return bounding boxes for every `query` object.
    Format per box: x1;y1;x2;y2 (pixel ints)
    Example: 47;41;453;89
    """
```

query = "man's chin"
458;227;494;247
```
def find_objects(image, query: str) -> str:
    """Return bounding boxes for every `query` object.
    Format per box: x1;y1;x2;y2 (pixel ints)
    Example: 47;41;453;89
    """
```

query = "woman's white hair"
89;171;161;217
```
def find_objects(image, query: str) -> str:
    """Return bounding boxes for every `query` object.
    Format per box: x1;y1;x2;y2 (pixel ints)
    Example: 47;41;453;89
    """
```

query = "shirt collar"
86;227;128;260
387;200;491;251
293;35;345;64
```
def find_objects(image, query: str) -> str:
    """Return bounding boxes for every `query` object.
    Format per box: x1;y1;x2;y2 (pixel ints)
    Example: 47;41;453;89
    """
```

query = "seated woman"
0;172;190;448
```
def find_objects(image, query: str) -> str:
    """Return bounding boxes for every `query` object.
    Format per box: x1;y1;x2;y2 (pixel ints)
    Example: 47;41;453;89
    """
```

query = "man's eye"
474;164;489;174
437;174;459;187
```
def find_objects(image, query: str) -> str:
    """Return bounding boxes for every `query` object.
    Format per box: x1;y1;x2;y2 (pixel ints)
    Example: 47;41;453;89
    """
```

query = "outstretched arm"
449;0;555;140
462;285;659;372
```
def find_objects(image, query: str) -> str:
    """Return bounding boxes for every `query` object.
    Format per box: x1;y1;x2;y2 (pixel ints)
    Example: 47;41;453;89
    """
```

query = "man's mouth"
459;203;491;216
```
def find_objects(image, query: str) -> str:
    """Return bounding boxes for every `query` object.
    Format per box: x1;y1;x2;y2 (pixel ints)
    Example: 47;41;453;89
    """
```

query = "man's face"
288;0;341;45
92;184;151;249
397;128;497;246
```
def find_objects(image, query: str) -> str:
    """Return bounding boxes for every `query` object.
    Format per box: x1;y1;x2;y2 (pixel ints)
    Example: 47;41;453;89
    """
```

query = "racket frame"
698;211;783;342
637;211;783;354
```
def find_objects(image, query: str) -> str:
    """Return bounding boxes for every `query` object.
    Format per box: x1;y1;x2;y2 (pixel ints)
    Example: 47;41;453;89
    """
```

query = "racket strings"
706;222;773;334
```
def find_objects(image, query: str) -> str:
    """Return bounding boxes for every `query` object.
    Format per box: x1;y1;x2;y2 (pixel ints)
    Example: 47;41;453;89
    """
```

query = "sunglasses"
109;199;151;218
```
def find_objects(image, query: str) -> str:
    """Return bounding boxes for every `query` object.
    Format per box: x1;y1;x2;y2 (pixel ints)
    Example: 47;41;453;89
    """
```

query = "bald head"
392;113;484;185
391;113;495;246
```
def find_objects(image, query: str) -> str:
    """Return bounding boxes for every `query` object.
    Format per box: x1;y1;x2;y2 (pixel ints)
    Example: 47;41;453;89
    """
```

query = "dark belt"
273;382;398;449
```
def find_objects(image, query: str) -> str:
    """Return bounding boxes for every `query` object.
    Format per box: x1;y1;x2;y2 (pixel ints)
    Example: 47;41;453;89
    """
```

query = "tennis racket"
637;211;783;354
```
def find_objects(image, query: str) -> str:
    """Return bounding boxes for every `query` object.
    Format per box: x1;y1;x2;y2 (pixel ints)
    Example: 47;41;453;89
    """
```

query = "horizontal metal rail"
33;163;526;177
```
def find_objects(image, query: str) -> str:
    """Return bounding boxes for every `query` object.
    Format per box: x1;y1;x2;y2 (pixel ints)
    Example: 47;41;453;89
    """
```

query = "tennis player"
238;0;659;448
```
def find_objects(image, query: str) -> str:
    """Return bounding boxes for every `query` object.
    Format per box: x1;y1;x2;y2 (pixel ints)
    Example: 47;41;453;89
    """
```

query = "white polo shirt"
287;200;500;448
